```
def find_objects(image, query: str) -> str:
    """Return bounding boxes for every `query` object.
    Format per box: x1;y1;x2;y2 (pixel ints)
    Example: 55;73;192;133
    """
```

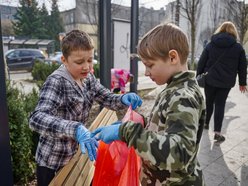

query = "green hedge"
7;61;60;184
32;61;60;88
93;63;100;78
7;82;36;184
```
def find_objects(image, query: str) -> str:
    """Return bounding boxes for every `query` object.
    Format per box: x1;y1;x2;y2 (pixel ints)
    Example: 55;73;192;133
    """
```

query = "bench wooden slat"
49;147;81;186
49;108;108;186
49;108;118;186
75;160;94;186
88;108;108;131
82;162;95;186
59;108;111;185
65;110;118;186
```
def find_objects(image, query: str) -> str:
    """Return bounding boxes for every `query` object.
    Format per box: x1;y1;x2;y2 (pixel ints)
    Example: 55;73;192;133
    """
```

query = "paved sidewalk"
198;84;248;186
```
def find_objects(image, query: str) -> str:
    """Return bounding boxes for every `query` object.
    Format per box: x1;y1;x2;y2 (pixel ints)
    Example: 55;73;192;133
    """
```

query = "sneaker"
204;124;209;130
214;134;225;142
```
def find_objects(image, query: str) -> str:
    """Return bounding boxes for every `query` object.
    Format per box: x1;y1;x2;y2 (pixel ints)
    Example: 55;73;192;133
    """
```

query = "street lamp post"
130;0;139;93
99;0;112;89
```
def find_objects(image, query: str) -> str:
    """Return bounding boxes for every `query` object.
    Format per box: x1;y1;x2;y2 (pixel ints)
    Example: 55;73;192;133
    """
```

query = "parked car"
44;52;62;65
5;48;46;72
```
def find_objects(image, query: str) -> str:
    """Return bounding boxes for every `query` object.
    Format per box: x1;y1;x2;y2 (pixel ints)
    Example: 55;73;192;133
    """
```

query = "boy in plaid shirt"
29;30;142;186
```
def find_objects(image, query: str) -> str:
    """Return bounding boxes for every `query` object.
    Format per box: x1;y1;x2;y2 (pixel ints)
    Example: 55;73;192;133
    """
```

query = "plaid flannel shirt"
29;65;126;170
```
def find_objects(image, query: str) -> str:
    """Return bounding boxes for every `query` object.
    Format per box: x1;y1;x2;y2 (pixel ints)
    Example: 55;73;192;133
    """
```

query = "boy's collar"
167;71;195;86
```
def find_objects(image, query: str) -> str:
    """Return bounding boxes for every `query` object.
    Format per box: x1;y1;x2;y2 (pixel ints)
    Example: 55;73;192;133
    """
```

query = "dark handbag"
196;72;208;88
196;48;228;88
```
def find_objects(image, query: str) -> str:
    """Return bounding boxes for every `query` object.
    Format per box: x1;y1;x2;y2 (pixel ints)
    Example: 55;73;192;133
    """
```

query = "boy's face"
142;50;182;85
61;49;94;81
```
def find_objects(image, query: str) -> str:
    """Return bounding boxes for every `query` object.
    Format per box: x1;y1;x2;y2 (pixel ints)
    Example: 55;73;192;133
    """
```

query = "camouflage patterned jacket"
119;71;206;185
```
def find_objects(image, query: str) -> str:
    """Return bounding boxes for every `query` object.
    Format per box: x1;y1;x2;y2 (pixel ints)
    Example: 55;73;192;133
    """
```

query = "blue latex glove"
76;125;98;161
121;92;142;109
91;122;121;144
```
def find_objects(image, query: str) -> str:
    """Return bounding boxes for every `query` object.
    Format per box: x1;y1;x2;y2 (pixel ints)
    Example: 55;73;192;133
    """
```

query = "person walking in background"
197;21;247;142
29;30;142;186
92;23;206;185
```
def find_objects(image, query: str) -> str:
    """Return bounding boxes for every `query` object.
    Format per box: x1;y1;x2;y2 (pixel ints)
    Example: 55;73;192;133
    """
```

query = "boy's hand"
91;122;121;144
121;92;143;109
76;125;98;161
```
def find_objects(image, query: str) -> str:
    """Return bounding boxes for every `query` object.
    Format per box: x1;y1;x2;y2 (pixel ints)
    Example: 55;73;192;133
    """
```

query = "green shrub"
7;82;35;184
32;61;60;88
23;88;40;157
6;61;60;184
93;63;100;78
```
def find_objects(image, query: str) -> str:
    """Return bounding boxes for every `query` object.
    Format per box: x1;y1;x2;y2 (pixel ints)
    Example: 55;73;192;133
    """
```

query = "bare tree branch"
179;0;201;69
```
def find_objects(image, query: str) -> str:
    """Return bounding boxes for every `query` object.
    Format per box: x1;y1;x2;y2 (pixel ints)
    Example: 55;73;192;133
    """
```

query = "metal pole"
0;13;14;186
130;0;139;93
99;0;112;89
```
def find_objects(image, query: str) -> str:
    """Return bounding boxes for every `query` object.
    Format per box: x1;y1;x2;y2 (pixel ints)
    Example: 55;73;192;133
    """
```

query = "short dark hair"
61;30;94;59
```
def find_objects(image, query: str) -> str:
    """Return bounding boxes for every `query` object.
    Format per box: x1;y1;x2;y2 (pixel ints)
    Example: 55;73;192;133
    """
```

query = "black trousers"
204;84;231;132
36;165;58;186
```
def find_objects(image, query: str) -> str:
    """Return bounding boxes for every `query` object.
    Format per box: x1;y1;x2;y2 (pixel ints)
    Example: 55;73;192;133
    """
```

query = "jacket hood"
211;32;236;48
51;65;76;84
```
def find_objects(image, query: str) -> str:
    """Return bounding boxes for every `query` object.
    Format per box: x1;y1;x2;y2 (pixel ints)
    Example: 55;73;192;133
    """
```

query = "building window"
70;13;74;23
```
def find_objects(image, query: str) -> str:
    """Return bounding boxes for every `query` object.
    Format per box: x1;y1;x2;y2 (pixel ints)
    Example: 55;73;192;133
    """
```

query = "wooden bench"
49;108;118;186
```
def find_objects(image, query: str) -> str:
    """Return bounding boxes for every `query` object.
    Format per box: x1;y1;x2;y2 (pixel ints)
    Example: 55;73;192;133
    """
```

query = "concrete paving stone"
197;152;217;170
203;169;227;186
223;136;246;145
214;139;235;150
226;130;248;144
223;116;243;131
238;124;248;132
199;130;212;149
200;144;227;160
199;141;212;153
204;162;237;185
215;154;244;173
234;119;248;128
225;122;246;133
231;139;248;156
222;149;248;165
200;131;234;152
219;164;248;186
218;175;241;186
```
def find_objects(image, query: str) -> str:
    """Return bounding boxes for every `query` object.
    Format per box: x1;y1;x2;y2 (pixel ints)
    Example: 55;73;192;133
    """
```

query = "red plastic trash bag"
92;106;144;186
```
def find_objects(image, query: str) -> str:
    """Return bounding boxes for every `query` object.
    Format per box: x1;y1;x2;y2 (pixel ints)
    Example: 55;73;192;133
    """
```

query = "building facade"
0;5;17;20
60;0;166;50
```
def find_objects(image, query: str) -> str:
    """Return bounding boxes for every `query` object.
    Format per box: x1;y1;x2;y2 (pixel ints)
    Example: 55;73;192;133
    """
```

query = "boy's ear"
61;55;67;64
168;50;179;64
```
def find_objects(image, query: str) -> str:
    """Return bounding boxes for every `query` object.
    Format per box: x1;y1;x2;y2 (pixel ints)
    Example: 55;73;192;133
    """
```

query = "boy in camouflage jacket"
92;23;206;185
